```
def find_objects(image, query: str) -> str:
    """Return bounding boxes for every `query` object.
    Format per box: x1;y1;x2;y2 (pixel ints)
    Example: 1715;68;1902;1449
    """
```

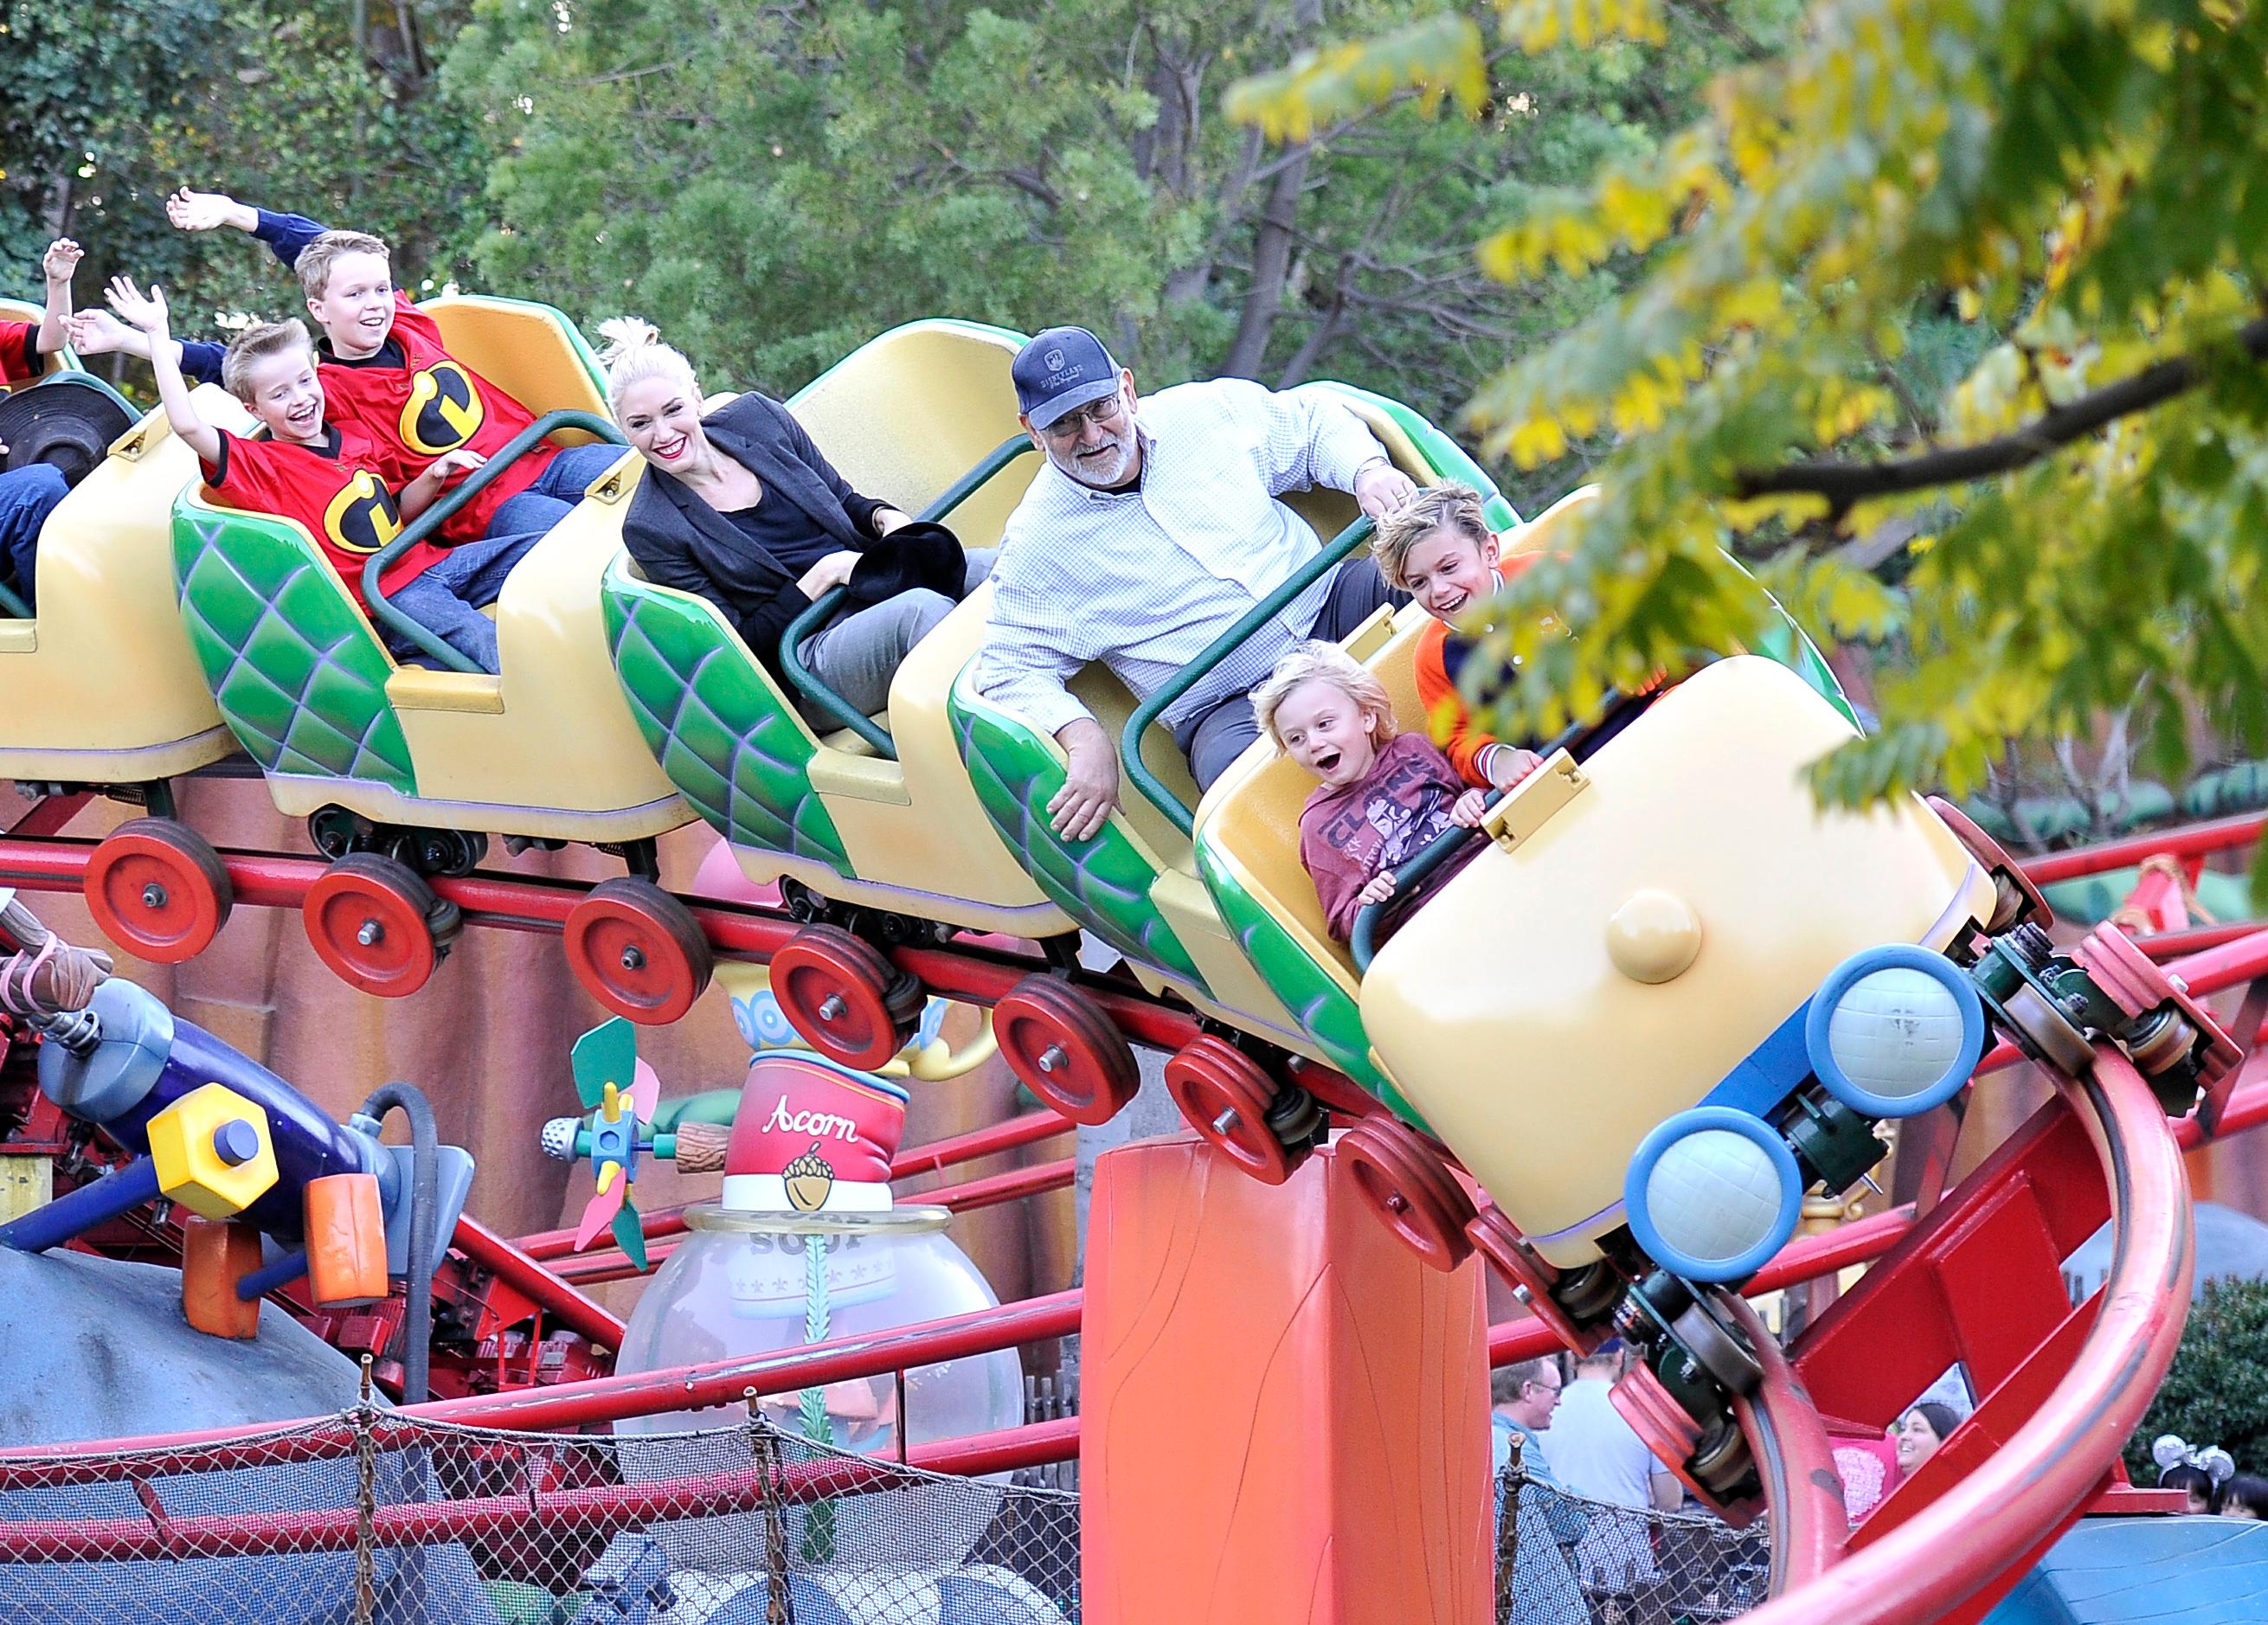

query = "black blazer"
621;391;887;671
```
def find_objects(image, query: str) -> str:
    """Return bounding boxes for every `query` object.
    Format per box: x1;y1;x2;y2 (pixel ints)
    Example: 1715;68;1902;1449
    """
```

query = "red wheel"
1610;1362;1759;1523
564;878;715;1025
1336;1118;1477;1271
993;975;1140;1125
82;818;233;962
1467;1207;1605;1353
1929;796;2052;932
771;925;914;1070
1164;1035;1306;1185
303;854;443;998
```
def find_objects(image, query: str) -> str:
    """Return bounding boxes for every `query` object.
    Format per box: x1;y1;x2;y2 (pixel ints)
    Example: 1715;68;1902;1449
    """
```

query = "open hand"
166;188;247;234
41;239;82;286
427;448;487;481
794;549;861;600
65;310;131;356
1450;788;1488;828
1352;459;1420;519
1356;872;1398;907
104;276;169;337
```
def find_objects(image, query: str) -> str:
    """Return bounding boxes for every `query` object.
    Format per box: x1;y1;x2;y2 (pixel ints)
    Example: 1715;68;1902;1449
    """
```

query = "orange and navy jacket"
1413;554;1536;788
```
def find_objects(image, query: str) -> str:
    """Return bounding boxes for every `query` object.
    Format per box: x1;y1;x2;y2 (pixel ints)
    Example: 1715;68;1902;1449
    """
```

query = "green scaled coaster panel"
948;667;1208;992
601;560;852;875
171;503;416;792
1194;844;1433;1132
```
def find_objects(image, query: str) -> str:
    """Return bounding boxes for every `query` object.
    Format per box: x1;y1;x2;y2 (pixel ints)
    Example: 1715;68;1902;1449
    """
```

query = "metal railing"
779;433;1036;756
1119;516;1374;838
358;408;626;672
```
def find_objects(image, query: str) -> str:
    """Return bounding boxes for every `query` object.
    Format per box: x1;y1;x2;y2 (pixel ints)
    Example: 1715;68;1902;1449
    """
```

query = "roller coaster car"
601;321;1094;1063
0;386;241;800
943;377;1519;1137
163;297;695;1001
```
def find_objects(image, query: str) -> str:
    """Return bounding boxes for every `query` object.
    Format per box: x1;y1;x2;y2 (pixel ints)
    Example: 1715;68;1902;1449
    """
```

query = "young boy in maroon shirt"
1250;639;1489;944
107;275;536;674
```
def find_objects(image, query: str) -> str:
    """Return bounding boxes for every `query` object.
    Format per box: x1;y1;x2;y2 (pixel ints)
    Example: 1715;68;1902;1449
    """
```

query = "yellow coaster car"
156;297;694;1002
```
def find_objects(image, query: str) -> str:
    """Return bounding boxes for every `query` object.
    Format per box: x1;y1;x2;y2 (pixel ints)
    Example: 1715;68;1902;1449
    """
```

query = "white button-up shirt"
976;378;1390;736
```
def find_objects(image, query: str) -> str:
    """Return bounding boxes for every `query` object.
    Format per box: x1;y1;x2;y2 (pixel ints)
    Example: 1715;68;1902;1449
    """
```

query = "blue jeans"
484;442;623;537
0;464;68;613
384;531;545;673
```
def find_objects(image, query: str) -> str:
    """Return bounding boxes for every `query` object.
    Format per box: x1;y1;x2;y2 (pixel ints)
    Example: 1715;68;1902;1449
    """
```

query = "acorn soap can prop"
615;1052;1023;1463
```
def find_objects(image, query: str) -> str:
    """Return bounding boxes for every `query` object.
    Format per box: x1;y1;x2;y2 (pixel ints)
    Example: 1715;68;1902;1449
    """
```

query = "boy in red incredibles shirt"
85;187;620;546
107;275;539;674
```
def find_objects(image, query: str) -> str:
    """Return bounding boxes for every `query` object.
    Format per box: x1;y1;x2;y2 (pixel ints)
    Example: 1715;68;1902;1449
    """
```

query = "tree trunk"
1218;0;1322;377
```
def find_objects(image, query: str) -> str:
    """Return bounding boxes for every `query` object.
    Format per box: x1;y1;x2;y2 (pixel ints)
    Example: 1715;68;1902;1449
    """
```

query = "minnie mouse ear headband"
2153;1434;2237;1485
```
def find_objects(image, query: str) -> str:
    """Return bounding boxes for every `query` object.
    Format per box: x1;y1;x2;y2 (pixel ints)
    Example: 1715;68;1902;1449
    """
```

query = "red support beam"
2020;811;2267;883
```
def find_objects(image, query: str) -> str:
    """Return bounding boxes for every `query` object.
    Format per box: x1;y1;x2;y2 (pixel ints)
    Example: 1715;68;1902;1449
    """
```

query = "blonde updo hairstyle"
598;317;702;421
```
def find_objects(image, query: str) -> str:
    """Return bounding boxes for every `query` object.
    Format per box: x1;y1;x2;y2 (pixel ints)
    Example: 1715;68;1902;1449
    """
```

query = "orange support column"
1081;1134;1492;1625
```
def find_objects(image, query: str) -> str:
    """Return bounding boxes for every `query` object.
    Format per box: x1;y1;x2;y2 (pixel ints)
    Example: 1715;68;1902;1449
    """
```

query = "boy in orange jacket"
1372;483;1543;793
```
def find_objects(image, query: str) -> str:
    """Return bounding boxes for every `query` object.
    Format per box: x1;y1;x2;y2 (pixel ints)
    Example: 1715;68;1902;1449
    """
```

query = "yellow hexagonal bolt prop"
145;1083;279;1221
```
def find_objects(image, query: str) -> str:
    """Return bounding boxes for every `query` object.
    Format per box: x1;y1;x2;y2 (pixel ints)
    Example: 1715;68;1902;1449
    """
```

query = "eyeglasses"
1039;394;1126;440
1525;1378;1564;1397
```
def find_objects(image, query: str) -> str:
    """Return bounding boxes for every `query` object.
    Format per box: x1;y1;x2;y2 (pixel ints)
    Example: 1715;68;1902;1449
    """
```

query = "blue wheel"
1804;945;1986;1119
1625;1107;1803;1284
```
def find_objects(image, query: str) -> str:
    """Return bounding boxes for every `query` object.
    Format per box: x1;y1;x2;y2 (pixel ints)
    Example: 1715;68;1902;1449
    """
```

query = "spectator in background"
2152;1434;2235;1514
1894;1403;1960;1479
2221;1474;2268;1520
1489;1358;1587;1624
1542;1341;1680;1606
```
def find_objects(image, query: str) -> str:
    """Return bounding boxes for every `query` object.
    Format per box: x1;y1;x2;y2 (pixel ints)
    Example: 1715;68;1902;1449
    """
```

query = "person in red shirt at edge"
103;276;538;675
0;237;87;610
75;186;621;547
1250;639;1492;946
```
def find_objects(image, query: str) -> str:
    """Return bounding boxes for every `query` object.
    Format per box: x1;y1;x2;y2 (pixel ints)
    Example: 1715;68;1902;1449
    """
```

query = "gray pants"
794;548;996;722
1173;556;1408;789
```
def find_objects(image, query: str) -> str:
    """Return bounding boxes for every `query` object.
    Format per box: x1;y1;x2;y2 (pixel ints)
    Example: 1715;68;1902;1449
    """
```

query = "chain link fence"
1494;1454;1769;1625
0;1408;1079;1624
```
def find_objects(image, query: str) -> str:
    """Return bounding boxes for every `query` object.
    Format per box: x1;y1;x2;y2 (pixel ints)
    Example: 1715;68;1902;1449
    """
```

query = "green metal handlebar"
1120;516;1375;839
775;433;1036;759
361;409;626;673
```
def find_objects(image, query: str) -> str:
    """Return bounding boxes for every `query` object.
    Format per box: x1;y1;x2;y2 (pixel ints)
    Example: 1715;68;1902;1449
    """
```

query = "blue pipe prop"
0;1159;158;1253
37;981;395;1242
235;1248;310;1301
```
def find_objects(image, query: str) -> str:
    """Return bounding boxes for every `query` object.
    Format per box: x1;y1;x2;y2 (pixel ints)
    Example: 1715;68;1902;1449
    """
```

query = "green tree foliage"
2125;1275;2268;1485
1235;0;2268;825
2;2;484;358
441;0;1747;492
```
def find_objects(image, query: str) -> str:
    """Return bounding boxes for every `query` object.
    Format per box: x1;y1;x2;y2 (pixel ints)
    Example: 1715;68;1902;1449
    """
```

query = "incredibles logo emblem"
400;363;485;455
323;470;404;556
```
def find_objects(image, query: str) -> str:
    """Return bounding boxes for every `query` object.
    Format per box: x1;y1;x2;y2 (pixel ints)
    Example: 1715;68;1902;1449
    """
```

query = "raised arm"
1243;380;1417;518
67;309;228;388
106;279;219;466
166;188;327;268
35;240;81;356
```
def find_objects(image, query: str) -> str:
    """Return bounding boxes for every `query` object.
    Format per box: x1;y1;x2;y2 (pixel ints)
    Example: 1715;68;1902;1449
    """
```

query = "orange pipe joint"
304;1172;389;1308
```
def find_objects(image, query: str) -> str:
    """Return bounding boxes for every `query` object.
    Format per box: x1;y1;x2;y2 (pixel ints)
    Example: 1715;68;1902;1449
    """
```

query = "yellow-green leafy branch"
1738;314;2268;521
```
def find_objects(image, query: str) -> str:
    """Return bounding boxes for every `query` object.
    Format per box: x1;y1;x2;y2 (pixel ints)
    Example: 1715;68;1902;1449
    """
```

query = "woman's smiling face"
616;375;708;471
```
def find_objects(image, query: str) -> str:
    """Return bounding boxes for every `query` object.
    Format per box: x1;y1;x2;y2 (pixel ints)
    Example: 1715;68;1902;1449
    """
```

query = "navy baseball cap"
1012;326;1124;429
